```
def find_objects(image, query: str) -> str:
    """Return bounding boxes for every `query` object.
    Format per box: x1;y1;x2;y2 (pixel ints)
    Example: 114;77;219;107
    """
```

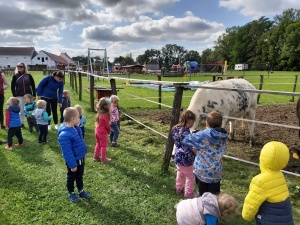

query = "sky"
1;0;300;61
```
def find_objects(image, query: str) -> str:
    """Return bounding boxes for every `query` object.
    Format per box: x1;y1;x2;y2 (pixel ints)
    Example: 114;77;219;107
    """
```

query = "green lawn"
0;71;299;224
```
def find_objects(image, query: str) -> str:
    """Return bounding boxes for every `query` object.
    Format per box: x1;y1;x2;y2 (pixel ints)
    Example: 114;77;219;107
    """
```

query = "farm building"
235;64;248;71
122;65;144;74
32;50;71;70
0;47;37;69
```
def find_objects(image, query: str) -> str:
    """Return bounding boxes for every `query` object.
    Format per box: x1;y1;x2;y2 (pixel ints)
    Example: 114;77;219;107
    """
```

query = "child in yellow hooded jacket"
242;141;294;225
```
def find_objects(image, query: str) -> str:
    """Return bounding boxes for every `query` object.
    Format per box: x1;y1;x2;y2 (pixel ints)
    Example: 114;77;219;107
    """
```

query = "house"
0;47;36;69
32;50;68;70
60;52;77;70
122;65;144;74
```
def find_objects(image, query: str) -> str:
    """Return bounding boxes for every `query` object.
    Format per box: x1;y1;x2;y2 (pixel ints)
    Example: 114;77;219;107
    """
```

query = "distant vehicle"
235;64;248;71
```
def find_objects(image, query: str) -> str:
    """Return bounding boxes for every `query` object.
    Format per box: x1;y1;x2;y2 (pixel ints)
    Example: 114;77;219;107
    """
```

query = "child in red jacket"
93;97;111;163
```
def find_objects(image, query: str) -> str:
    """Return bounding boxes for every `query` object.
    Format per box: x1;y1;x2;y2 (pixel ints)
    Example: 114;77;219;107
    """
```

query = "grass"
0;71;300;224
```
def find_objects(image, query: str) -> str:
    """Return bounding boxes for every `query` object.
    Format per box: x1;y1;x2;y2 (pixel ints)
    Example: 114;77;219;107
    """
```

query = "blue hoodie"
36;76;64;103
57;124;88;169
183;127;227;183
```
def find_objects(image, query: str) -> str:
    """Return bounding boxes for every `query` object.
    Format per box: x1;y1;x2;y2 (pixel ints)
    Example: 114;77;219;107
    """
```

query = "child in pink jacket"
93;97;111;163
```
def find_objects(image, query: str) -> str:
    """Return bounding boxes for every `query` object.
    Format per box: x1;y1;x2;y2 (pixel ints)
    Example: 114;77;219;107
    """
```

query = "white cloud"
81;15;225;43
219;0;300;18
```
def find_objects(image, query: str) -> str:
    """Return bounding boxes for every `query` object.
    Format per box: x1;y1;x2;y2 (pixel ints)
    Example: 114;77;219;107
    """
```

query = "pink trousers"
94;131;108;159
176;165;195;198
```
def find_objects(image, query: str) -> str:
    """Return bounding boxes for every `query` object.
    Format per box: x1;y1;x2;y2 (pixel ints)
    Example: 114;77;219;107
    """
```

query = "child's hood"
259;141;290;172
8;105;20;113
32;108;44;117
205;127;227;142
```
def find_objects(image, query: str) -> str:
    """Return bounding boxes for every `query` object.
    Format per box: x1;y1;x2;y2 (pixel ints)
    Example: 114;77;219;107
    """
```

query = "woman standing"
0;69;9;129
36;71;64;130
11;63;36;128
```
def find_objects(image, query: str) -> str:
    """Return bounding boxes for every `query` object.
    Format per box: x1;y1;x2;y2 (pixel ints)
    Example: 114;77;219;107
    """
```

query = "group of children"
173;110;294;225
5;89;121;202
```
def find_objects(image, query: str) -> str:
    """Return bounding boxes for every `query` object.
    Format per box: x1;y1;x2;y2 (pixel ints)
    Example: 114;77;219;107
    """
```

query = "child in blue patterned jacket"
172;110;196;199
183;111;228;196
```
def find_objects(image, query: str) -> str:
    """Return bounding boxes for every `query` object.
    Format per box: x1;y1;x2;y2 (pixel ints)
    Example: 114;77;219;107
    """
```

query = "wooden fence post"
110;78;117;95
74;72;78;93
158;74;162;109
257;75;264;104
78;72;82;101
162;84;184;172
291;75;298;102
90;75;95;112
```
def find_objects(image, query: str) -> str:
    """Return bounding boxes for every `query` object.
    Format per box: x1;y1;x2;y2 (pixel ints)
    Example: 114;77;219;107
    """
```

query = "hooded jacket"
5;104;21;128
242;141;294;225
36;76;64;103
183;127;227;183
32;108;52;125
176;192;221;225
57;124;88;169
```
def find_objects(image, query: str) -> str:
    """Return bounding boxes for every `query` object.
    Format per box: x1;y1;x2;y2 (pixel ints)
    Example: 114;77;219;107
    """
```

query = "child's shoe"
101;158;111;164
55;124;59;130
111;142;120;147
78;190;91;199
68;192;79;203
14;143;23;146
5;146;12;150
48;125;51;130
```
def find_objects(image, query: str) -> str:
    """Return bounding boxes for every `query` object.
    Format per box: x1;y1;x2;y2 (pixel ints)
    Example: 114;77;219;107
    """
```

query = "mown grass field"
0;71;300;225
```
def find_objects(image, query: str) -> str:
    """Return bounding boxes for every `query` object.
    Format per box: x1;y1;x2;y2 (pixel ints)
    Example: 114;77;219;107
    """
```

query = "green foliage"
1;72;300;224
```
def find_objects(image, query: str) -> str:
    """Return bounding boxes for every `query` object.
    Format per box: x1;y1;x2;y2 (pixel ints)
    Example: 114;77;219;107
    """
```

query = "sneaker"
14;143;23;146
1;125;6;130
111;142;120;147
48;125;51;130
5;146;12;150
78;190;91;199
55;124;59;130
21;124;25;129
101;158;112;164
68;192;79;203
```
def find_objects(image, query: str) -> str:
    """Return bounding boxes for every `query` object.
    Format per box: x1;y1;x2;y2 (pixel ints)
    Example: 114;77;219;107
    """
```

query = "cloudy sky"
1;0;299;60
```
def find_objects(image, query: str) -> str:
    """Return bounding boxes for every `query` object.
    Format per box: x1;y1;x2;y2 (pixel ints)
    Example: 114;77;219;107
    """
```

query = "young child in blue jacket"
58;107;91;203
182;111;228;196
5;97;23;150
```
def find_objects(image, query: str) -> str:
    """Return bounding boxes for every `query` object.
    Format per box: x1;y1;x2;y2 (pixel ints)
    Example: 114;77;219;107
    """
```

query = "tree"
184;50;201;63
160;44;187;70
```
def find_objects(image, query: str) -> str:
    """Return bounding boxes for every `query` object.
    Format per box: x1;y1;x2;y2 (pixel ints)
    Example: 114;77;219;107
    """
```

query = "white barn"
0;47;36;69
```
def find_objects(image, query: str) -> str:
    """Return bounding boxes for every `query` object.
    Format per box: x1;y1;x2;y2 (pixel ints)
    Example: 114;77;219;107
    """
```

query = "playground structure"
87;48;110;78
185;61;199;73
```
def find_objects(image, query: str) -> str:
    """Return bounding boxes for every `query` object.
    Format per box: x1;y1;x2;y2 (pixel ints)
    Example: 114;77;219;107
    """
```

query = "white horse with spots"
188;78;257;146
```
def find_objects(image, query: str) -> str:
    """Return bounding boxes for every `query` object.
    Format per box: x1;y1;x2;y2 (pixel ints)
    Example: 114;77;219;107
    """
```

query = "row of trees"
73;8;300;71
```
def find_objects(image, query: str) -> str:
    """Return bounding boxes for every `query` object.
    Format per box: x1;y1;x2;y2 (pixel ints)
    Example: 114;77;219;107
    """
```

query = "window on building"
42;57;44;62
46;57;48;60
38;57;40;60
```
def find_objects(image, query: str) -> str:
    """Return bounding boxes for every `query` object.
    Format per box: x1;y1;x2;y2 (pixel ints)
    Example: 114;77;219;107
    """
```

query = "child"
60;90;71;123
58;107;90;203
242;141;294;225
5;97;23;150
74;104;86;138
94;97;111;163
32;100;52;144
172;110;196;199
176;192;238;225
183;111;227;196
23;94;38;133
110;95;120;147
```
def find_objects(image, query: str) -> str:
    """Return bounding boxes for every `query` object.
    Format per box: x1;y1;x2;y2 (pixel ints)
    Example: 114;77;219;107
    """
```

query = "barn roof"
43;51;68;64
0;47;36;56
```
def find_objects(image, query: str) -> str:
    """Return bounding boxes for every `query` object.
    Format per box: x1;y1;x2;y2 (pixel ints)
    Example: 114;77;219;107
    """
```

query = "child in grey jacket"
33;100;52;144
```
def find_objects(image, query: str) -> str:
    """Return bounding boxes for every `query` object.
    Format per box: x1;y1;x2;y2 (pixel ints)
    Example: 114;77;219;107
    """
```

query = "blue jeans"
110;122;120;143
